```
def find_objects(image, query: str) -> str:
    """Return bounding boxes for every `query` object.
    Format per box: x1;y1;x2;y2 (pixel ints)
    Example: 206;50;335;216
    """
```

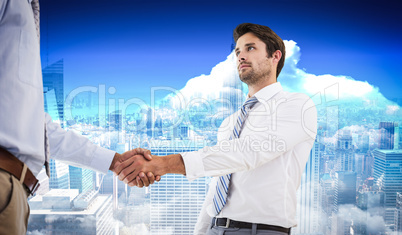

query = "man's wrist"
109;152;120;171
161;154;186;175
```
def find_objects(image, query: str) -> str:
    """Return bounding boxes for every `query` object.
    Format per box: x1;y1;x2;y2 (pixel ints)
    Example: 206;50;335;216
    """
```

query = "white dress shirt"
181;82;317;234
0;0;115;177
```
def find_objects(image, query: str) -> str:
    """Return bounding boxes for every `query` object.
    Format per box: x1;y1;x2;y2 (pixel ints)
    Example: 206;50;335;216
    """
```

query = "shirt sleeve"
193;177;216;235
45;112;116;174
182;93;317;181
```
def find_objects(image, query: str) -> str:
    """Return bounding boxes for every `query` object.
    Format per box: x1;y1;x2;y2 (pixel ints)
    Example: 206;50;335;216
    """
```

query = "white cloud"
279;41;391;105
167;40;399;109
337;204;390;234
386;105;400;115
167;52;238;109
161;39;402;138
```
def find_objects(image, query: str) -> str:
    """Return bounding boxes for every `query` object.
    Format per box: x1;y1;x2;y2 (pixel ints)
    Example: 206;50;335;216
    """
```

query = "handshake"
109;148;186;187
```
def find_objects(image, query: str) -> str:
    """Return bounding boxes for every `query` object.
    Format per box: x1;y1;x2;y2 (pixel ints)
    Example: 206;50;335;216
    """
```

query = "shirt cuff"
89;147;116;174
181;150;205;181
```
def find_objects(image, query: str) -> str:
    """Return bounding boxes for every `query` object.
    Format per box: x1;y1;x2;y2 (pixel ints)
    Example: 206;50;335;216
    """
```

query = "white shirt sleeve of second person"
181;93;317;181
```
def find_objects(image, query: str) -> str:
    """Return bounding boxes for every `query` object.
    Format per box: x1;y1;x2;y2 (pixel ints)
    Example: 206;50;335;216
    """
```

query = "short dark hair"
233;23;286;78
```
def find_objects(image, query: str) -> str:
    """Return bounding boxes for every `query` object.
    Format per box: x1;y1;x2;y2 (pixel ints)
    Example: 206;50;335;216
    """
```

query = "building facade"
373;149;402;228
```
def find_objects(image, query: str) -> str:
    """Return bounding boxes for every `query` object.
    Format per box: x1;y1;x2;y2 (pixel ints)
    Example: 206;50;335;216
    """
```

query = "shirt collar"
251;82;283;102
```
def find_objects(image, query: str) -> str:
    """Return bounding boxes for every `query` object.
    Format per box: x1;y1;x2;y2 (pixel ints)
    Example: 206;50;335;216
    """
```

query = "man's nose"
238;52;246;63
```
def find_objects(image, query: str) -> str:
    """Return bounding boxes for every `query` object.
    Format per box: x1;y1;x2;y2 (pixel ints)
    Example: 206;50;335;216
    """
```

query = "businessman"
0;0;156;234
115;23;317;235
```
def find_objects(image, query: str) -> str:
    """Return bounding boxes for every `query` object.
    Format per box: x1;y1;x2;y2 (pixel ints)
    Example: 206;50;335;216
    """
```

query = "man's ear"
272;50;282;64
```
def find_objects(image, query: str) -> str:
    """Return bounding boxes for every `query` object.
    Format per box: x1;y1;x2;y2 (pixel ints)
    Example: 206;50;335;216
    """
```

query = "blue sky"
40;0;402;105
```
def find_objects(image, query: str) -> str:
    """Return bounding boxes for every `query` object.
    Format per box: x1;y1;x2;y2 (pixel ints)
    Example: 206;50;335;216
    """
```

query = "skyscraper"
395;123;401;150
331;171;357;235
355;191;385;234
336;130;354;172
146;108;154;137
378;122;396;150
373;149;402;228
149;140;208;235
333;171;357;212
49;159;70;190
295;140;321;234
43;59;64;126
69;165;94;193
358;132;370;153
44;88;60;121
109;110;123;131
395;192;402;233
320;173;334;234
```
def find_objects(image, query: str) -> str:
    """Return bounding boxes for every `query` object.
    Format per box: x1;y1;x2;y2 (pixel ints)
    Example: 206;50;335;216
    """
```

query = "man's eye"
235;51;240;56
248;47;255;51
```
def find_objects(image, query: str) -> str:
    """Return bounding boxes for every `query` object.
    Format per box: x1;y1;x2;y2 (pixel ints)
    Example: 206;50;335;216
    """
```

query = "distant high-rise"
358;132;370;153
336;130;354;172
295;140;321;234
373;149;402;227
43;59;64;126
44;89;60;121
362;152;374;180
357;190;385;212
333;171;357;213
180;125;189;139
378;122;396;150
320;173;334;233
331;171;357;235
355;191;385;234
109;110;123;131
320;173;335;216
154;115;163;137
395;192;402;232
49;159;69;190
149;141;207;235
395;123;401;150
146;108;153;137
69;166;94;193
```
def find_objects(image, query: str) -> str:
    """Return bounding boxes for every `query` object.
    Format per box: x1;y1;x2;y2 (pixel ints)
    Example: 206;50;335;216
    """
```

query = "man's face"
235;32;273;85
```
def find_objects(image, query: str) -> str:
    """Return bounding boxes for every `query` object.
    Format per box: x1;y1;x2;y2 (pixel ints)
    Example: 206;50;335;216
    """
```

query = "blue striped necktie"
31;0;40;42
213;96;259;215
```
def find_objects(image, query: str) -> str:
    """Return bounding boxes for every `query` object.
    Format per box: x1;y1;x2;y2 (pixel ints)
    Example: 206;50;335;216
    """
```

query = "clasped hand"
111;148;163;187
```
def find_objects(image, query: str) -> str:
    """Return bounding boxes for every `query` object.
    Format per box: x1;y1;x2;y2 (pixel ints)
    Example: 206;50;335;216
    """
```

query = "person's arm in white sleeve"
182;93;317;180
115;94;317;183
45;112;116;174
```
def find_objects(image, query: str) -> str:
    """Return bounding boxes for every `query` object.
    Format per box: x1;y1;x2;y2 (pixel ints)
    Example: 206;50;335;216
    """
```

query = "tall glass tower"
395;192;402;233
43;59;69;190
149;141;208;235
373;149;402;228
49;159;70;190
69;166;94;193
295;140;321;234
336;130;354;172
43;59;64;126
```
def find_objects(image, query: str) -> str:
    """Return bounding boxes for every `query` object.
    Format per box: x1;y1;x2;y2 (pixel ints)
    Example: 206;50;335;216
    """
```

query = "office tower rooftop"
28;189;114;234
373;149;402;228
